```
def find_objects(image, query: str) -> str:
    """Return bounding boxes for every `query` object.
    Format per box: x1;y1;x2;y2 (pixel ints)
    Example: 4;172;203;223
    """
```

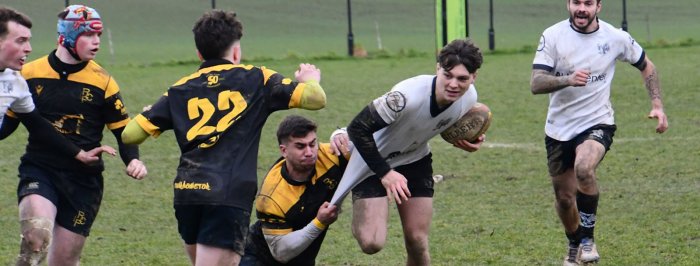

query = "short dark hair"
437;38;482;74
0;6;32;39
192;10;242;60
276;115;318;145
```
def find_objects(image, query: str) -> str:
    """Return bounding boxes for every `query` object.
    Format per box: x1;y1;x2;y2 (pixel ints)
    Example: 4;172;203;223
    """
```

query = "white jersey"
330;75;477;204
533;19;645;141
0;68;35;127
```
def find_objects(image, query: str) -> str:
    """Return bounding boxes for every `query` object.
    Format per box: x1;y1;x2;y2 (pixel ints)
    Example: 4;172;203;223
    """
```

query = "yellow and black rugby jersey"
245;143;347;266
135;59;309;209
20;51;131;173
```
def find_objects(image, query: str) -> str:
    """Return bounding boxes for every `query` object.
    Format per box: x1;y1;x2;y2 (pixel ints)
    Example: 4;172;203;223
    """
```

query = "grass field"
0;0;699;265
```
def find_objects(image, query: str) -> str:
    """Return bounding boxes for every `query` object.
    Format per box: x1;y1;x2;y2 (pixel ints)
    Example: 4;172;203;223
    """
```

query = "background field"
0;0;698;265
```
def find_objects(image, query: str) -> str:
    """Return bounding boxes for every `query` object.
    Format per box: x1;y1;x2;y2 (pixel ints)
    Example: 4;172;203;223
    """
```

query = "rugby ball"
440;102;492;144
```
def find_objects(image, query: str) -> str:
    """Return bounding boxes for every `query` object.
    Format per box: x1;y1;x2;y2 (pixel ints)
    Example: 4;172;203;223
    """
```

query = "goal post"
435;0;468;51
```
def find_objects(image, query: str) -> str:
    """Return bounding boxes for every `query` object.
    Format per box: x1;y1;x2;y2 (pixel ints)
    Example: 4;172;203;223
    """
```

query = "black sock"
577;191;599;240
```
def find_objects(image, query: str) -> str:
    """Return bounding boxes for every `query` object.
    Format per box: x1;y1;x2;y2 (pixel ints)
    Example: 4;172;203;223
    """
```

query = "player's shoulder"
597;19;634;40
542;19;570;36
20;55;50;78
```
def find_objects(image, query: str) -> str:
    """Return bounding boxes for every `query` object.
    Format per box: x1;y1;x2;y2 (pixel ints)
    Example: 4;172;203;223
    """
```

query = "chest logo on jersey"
35;85;43;95
322;177;337;190
1;81;13;93
206;73;224;88
597;43;610;55
81;88;94;103
433;118;452;131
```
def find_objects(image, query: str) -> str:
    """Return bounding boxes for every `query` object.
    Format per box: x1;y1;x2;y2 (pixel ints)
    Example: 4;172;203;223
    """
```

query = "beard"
569;12;597;32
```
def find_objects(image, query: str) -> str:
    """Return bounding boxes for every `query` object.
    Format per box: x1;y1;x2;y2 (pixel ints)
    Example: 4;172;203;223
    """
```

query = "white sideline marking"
486;136;694;151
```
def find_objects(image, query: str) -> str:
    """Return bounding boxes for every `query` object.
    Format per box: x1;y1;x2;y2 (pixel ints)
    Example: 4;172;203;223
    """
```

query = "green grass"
0;0;699;265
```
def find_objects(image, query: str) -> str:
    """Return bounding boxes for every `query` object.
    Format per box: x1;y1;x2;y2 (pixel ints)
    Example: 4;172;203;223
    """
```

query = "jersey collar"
49;50;89;78
430;76;452;117
199;58;234;70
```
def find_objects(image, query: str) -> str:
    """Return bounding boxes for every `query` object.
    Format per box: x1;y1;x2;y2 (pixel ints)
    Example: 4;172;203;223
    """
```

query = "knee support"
16;217;54;266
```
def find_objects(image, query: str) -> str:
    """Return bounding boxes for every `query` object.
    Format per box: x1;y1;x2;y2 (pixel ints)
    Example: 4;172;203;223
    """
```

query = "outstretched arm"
530;69;590;95
263;202;338;263
295;63;326;110
637;56;668;133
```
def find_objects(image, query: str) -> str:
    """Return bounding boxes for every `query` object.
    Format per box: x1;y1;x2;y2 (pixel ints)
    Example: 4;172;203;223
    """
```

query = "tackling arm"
263;218;327;263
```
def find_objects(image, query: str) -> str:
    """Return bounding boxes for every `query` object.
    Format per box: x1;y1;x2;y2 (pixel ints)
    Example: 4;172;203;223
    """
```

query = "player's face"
0;21;32;71
281;132;319;177
75;31;101;61
568;0;601;33
435;64;475;108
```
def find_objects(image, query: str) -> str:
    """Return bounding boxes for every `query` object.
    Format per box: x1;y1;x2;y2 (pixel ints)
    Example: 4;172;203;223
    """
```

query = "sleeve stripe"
632;50;646;68
288;83;305;108
134;114;162;137
106;117;130;130
533;64;553;72
262;227;293;235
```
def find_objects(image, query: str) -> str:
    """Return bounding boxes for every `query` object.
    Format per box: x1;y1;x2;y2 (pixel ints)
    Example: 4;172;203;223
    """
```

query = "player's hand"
569;70;590;87
316;202;339;226
125;159;148;180
330;131;352;156
295;63;321;83
380;170;411;204
453;134;485;152
648;108;668;133
75;145;116;165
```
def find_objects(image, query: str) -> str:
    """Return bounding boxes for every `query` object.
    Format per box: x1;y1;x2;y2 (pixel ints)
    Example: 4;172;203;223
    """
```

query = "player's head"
567;0;601;33
277;115;318;174
57;5;102;62
193;10;243;63
0;6;32;71
435;39;482;107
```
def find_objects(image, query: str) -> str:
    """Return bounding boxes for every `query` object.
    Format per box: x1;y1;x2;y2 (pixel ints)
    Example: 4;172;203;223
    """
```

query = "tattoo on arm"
645;68;662;100
530;69;569;94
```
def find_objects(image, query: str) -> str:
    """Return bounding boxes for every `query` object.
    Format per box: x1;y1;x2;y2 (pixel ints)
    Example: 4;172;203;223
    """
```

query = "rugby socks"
566;230;581;247
576;191;599;240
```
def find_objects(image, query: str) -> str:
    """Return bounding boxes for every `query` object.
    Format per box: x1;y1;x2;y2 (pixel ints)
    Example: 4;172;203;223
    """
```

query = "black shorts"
352;153;434;201
545;124;616;176
17;161;104;236
174;204;250;255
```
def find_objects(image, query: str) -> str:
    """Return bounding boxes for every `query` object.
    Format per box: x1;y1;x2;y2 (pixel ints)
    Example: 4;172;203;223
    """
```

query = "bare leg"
351;197;389;254
397;197;433;266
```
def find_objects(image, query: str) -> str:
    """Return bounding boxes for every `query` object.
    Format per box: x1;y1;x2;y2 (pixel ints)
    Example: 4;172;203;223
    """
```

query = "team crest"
73;210;87;226
206;73;223;88
597;43;610;55
384;91;406;112
81;88;93;103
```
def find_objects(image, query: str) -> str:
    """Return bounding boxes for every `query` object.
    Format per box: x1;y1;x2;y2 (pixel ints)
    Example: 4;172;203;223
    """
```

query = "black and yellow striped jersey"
20;51;132;173
135;59;309;209
246;143;347;265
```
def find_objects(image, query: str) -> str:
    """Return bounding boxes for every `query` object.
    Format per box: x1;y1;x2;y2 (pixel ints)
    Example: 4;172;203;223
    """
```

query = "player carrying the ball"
329;38;486;265
530;0;668;265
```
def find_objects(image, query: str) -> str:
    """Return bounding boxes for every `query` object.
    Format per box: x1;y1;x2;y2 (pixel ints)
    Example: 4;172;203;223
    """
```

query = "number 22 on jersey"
186;90;247;142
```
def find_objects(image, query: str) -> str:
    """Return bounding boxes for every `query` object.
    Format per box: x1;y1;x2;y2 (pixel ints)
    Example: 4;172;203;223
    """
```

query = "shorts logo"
26;182;39;190
73;210;87;226
81;88;93;103
590;129;604;140
384;91;406;112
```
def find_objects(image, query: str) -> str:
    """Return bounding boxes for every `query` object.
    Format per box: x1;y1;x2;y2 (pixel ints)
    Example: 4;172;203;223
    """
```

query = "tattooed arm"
530;69;590;95
637;55;668;133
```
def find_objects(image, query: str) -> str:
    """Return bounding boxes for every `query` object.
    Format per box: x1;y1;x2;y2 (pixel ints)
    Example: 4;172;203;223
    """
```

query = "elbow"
269;249;293;264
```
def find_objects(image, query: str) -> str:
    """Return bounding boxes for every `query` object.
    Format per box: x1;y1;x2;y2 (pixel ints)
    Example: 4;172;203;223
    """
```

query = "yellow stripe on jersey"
262;227;293;236
6;110;17;118
66;61;116;94
106;117;130;130
260;66;277;85
172;64;255;87
289;82;305;108
20;56;59;80
134;114;162;137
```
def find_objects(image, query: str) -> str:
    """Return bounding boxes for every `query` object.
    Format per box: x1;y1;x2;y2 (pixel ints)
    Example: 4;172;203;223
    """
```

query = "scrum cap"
57;5;102;51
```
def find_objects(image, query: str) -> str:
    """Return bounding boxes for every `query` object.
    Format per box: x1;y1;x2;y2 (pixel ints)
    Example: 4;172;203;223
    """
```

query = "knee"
555;193;576;210
404;233;429;254
17;218;53;266
352;231;384;254
574;164;596;186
